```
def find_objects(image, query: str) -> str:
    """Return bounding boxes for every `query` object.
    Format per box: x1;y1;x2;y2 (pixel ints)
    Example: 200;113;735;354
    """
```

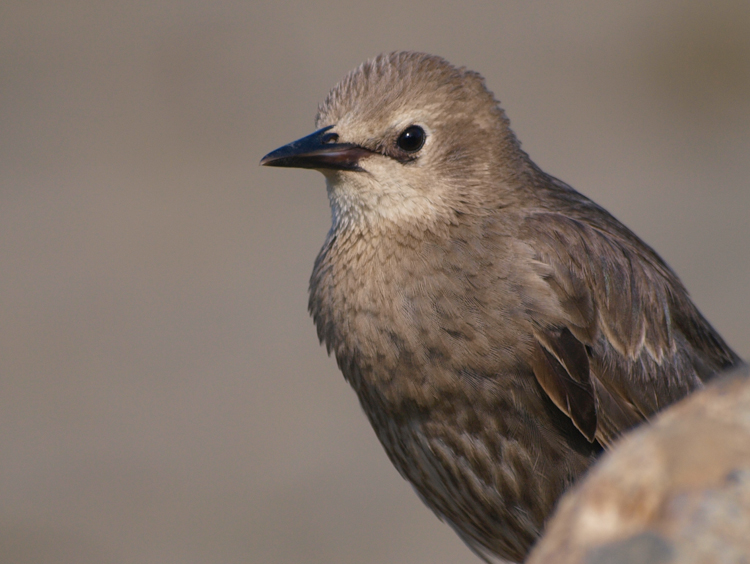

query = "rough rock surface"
527;365;750;564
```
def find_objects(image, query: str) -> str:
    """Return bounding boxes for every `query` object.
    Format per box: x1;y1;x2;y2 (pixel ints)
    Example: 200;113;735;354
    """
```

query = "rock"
527;365;750;564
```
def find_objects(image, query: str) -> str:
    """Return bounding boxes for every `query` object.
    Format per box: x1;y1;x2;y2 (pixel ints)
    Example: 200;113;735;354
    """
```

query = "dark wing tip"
532;328;597;442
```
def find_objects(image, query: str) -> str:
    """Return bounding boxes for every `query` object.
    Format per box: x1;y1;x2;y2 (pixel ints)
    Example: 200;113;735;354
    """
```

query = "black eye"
396;125;426;152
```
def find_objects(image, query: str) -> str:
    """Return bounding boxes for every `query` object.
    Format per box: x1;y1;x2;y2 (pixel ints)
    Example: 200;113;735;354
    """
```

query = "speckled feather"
302;52;741;563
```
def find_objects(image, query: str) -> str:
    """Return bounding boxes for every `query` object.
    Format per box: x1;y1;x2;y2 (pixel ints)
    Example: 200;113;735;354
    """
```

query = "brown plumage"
261;52;742;563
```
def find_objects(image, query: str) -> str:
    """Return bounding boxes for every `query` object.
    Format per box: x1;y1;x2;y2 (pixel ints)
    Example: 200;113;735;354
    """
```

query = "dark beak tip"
259;146;289;167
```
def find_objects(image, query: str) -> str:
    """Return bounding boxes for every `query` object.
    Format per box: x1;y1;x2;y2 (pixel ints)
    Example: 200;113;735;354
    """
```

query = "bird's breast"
309;225;538;413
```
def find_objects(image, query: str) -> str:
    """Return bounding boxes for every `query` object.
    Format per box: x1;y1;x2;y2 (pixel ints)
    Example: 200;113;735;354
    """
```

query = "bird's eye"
396;125;426;152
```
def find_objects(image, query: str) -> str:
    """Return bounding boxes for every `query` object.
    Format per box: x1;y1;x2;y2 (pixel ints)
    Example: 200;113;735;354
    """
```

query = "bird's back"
519;170;741;444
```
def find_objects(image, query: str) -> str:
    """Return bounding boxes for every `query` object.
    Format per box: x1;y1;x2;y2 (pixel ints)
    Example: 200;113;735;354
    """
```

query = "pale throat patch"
323;166;445;232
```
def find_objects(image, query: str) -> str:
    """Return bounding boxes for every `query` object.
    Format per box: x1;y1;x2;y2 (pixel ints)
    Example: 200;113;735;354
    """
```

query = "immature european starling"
261;52;742;563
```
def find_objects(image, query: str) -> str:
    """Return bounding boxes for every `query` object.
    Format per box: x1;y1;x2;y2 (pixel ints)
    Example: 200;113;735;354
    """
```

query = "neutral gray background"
1;2;748;563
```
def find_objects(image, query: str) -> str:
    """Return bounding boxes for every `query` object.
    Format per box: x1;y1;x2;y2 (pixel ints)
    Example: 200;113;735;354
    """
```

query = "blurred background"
1;1;748;563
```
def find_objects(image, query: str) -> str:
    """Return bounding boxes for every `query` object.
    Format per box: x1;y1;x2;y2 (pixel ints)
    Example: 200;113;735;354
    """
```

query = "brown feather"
532;327;597;441
263;51;745;563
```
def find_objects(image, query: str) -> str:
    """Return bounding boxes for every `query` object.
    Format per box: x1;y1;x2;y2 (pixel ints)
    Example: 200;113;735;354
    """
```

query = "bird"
260;51;742;563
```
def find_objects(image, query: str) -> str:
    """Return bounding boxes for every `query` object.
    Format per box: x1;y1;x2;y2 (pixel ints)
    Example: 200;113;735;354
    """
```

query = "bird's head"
261;52;527;233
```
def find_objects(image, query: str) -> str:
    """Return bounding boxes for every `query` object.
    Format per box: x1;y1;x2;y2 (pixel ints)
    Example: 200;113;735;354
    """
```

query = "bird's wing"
520;210;740;446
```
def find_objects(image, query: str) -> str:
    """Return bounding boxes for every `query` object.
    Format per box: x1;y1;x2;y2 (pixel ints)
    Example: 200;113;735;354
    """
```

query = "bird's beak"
260;126;373;172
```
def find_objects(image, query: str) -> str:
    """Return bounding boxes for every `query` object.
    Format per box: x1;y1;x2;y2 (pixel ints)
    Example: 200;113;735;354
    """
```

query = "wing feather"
521;205;741;445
